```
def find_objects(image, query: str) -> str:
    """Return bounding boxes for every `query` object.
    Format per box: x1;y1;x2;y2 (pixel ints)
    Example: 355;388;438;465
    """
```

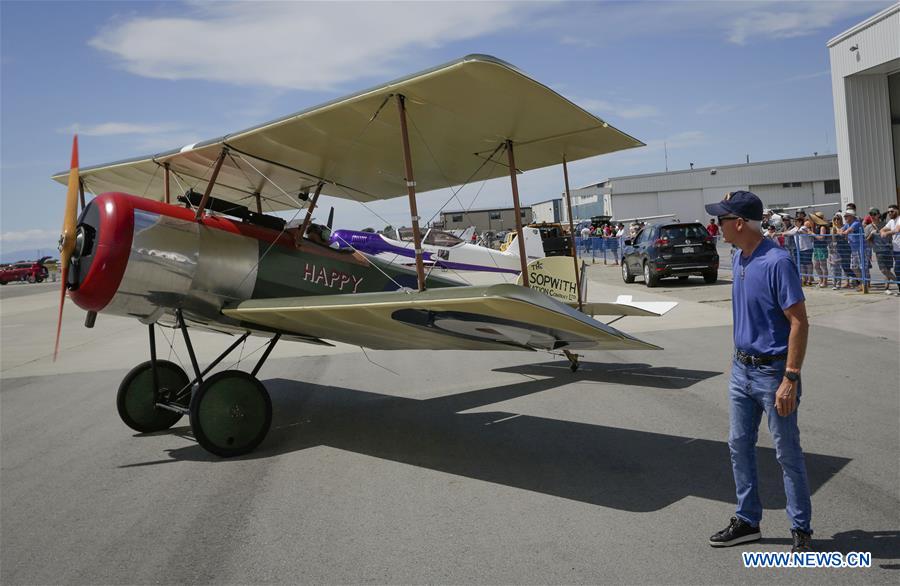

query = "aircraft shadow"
152;364;849;513
493;360;721;389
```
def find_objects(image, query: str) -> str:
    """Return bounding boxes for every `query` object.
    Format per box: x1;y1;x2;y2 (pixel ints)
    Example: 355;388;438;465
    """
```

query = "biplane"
52;55;674;458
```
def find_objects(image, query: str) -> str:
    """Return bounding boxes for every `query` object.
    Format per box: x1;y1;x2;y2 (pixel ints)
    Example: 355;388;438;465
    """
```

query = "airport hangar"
437;206;533;234
828;2;900;212
536;154;842;224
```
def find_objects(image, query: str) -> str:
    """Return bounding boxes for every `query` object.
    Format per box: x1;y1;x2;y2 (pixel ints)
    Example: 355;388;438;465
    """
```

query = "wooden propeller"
54;135;79;361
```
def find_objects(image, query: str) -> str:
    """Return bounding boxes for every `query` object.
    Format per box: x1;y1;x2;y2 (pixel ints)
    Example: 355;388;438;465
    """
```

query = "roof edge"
827;3;899;48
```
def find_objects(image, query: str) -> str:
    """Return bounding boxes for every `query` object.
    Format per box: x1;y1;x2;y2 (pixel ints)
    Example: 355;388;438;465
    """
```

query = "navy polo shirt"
732;238;805;356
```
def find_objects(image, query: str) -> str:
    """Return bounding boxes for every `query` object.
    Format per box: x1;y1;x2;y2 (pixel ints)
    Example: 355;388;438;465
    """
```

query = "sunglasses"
718;215;743;222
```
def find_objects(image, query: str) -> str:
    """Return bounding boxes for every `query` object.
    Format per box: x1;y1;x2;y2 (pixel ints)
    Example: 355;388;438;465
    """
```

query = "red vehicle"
0;257;51;284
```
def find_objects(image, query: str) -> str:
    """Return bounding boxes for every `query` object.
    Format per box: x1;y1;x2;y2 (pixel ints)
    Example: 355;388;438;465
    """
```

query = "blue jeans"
728;357;812;533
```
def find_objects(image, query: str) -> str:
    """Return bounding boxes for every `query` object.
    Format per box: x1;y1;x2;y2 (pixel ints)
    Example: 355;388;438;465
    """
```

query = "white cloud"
89;1;545;90
578;98;661;120
0;228;58;244
725;2;881;45
61;122;181;136
538;1;890;47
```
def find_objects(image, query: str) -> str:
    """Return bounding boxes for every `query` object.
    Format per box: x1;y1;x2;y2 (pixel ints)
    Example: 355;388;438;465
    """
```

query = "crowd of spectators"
573;203;900;294
758;203;900;294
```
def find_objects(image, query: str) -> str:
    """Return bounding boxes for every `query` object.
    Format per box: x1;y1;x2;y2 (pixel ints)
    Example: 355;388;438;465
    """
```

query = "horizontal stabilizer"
575;295;678;317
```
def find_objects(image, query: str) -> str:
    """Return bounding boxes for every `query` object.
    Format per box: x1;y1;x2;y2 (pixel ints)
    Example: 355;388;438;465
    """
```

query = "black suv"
621;222;718;287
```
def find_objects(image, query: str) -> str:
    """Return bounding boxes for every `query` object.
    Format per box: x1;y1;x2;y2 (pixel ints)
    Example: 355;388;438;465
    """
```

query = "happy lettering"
303;263;364;293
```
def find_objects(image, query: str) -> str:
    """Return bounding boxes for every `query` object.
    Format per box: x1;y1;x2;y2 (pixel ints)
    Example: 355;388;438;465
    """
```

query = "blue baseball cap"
704;190;763;221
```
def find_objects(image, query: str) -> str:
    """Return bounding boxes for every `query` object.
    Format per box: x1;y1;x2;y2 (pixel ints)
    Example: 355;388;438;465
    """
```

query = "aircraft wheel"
117;360;189;433
622;261;635;283
189;370;271;458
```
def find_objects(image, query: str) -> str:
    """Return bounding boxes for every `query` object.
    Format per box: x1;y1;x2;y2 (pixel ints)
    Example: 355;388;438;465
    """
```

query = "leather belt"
735;349;787;366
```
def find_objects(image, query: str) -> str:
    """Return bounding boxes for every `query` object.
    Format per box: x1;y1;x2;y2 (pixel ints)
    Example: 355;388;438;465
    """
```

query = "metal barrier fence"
574;236;625;265
574;234;900;292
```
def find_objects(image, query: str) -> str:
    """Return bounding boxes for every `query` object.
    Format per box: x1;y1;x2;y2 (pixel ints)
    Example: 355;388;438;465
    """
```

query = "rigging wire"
169;171;192;208
219;337;272;372
236;335;247;368
405;112;514;279
329;231;410;292
140;164;162;198
227;153;310;293
190;155;221;191
157;323;186;372
360;346;400;376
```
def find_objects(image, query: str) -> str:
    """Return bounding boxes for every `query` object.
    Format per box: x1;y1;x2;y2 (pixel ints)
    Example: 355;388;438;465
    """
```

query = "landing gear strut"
115;310;281;457
563;349;580;373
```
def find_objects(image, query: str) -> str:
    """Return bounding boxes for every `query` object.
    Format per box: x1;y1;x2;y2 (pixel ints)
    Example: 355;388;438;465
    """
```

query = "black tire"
189;370;272;458
703;270;718;284
678;275;689;281
117;360;189;433
35;277;43;283
622;261;635;283
0;281;6;285
643;262;659;288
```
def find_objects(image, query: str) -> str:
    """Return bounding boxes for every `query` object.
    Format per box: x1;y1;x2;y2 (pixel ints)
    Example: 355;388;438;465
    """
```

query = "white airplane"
330;225;545;275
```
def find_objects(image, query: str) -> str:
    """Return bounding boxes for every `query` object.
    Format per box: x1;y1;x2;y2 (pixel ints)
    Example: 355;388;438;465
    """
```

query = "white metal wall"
608;156;836;195
658;190;703;222
604;159;836;219
845;75;896;209
828;3;900;209
531;200;556;223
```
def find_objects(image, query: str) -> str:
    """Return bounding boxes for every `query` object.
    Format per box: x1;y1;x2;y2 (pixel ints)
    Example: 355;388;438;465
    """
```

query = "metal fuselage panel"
103;210;259;324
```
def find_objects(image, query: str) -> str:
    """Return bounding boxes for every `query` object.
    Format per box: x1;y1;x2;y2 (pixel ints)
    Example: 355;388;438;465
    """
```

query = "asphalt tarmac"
2;267;898;584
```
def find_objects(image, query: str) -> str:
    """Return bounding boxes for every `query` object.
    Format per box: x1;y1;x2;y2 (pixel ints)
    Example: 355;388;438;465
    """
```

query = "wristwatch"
784;370;801;382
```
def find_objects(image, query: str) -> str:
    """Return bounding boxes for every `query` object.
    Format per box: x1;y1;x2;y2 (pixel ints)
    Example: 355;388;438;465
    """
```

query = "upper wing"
223;283;661;352
52;55;643;211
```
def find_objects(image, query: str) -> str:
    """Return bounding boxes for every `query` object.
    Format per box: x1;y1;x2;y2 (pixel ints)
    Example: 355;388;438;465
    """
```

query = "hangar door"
610;193;658;220
658;190;703;223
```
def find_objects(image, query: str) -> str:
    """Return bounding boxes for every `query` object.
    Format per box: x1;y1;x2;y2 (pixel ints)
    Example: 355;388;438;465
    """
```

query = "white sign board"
516;257;579;303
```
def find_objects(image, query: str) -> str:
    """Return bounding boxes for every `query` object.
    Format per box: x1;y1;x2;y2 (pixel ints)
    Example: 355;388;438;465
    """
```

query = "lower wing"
223;284;661;351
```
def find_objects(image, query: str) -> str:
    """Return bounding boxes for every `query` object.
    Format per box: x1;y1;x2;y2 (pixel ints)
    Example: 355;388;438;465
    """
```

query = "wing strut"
505;140;530;286
396;94;427;291
562;156;583;310
163;162;171;204
297;181;324;245
195;148;229;220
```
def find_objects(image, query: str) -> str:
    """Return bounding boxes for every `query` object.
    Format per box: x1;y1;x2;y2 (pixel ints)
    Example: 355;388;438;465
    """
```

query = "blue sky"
1;0;893;253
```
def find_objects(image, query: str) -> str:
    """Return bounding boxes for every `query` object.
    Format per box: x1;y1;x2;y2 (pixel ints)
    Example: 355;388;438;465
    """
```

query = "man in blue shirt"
704;191;812;553
839;209;863;290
